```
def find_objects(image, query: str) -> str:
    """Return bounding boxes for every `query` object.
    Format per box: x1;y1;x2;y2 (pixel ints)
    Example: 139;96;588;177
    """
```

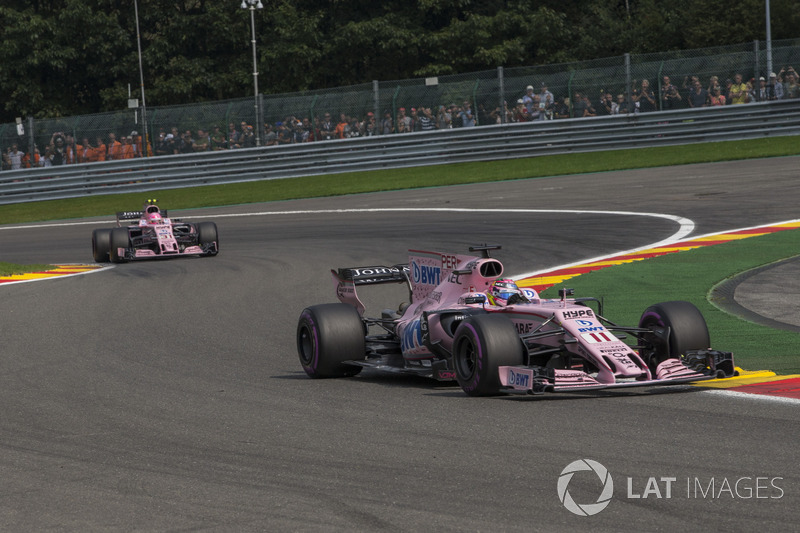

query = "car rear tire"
92;229;112;263
639;301;710;369
297;303;365;378
197;222;218;256
452;314;524;396
109;227;130;263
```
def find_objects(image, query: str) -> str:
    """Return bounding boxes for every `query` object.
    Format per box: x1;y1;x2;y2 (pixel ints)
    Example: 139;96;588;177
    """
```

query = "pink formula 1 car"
297;245;735;396
92;201;218;263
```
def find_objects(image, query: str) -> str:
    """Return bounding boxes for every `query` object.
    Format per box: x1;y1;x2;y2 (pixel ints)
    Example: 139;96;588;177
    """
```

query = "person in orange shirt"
22;147;41;168
92;136;107;162
106;132;122;160
121;136;136;159
76;137;93;163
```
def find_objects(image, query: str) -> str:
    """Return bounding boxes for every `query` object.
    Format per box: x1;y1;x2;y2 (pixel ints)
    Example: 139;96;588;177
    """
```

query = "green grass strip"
0;262;56;276
539;229;800;374
1;135;798;225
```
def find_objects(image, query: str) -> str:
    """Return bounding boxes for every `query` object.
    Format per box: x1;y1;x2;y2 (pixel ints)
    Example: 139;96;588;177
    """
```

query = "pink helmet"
488;278;526;305
146;212;163;225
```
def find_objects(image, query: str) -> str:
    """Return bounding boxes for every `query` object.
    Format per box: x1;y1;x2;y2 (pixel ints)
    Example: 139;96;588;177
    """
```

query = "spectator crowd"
3;66;799;171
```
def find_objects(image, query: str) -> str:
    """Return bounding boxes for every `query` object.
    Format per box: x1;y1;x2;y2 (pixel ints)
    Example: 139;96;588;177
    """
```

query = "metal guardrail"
2;100;799;206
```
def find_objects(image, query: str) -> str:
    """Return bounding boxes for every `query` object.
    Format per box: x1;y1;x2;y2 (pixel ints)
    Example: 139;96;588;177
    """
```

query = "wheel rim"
298;324;315;366
455;337;477;380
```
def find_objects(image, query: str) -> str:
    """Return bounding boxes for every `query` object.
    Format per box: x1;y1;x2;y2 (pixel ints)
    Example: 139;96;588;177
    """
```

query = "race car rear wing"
116;210;169;226
332;264;410;315
335;265;409;285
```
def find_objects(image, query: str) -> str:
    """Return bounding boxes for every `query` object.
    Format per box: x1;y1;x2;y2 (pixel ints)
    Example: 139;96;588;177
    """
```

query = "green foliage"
0;0;797;123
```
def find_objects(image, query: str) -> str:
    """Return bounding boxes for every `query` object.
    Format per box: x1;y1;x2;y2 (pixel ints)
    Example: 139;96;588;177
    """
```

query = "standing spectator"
756;77;768;101
263;123;278;146
155;132;170;156
92;136;107;161
42;146;54;167
707;75;721;94
729;73;749;104
418;107;436;130
64;134;77;164
301;117;315;142
687;80;708;108
458;101;476;127
661;76;682;109
334;113;349;138
241;126;256;147
708;86;726;106
632;80;656;113
512;99;528;122
528;95;546;121
572;92;586;117
436;105;451;129
179;130;195;153
106;132;122;160
539;83;555;111
767;72;784;100
194;129;210;151
319;113;335;140
410;108;421;131
783;67;800;98
380;110;393;135
22;147;41;168
553;97;570;119
596;92;614;116
7;143;24;170
210;126;227;150
50;133;68;165
275;122;291;144
364;113;377;136
227;123;240;148
347;117;362;138
611;94;627;115
522;85;536;115
121;136;136;159
722;78;734;103
395;108;409;133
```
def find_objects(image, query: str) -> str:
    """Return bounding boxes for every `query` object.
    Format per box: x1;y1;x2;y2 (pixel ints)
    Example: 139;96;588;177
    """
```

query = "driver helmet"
146;212;163;225
488;278;524;305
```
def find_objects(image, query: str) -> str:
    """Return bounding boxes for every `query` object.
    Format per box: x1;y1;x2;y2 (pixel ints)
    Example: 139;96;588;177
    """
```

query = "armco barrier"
2;100;799;206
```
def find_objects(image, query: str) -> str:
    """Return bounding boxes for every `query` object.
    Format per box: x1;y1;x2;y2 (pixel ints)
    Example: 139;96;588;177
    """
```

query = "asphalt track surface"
1;157;799;531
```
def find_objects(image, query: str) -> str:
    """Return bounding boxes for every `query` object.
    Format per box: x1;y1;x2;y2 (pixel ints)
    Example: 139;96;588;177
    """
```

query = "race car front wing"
498;349;736;395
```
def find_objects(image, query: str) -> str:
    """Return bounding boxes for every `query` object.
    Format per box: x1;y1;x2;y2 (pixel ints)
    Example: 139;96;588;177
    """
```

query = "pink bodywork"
333;248;716;393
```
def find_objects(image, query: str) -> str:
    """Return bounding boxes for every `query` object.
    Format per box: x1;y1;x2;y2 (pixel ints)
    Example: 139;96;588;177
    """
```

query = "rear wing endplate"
331;264;410;315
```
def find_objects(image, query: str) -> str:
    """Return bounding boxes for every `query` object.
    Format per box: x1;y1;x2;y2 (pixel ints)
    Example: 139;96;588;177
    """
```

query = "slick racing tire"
92;228;112;263
197;222;219;256
639;301;710;369
452;314;524;396
297;303;365;378
109;227;130;263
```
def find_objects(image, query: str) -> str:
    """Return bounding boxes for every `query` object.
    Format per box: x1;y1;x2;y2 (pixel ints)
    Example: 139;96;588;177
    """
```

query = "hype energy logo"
557;459;614;516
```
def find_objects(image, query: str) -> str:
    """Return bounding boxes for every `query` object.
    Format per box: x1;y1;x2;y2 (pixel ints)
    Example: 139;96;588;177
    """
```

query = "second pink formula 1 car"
92;200;218;263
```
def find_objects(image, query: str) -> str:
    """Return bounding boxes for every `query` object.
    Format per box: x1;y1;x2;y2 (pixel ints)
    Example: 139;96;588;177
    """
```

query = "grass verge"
1;135;798;225
539;229;800;374
0;262;56;276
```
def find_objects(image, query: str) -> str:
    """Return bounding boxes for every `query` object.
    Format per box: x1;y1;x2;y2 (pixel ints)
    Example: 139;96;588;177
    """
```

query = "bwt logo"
557;459;614;516
411;261;441;286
